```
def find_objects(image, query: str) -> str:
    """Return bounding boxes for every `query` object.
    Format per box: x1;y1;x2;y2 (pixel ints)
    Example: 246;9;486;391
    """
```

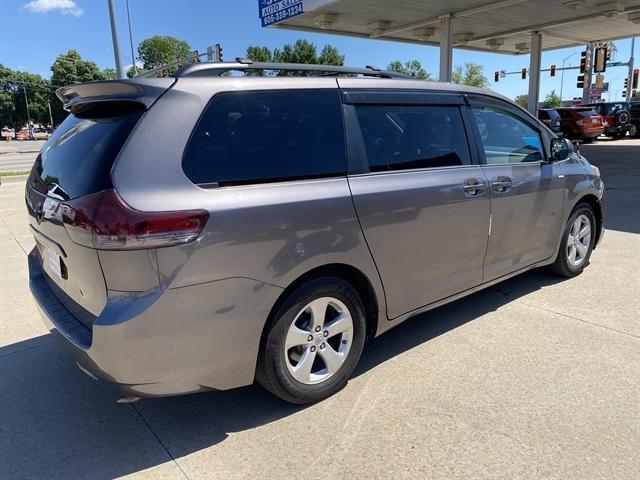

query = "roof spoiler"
56;78;175;114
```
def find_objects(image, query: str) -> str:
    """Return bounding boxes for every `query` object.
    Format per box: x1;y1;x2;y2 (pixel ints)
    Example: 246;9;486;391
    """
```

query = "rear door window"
183;90;346;186
354;105;471;172
30;109;143;200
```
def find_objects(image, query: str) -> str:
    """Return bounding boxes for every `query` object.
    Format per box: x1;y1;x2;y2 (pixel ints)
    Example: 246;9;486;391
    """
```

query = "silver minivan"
27;62;604;404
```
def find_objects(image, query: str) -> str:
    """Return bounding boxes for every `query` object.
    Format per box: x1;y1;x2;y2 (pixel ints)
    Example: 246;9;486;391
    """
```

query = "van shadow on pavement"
0;268;562;480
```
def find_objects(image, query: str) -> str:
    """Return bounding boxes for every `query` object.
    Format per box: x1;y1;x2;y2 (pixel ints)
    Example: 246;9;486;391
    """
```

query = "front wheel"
256;277;366;404
551;203;596;278
630;123;640;138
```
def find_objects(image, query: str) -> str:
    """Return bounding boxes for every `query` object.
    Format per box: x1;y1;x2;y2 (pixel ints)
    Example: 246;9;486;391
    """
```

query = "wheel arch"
258;264;380;357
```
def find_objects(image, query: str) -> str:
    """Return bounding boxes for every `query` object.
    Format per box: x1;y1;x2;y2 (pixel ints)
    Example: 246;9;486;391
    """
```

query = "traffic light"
494;71;499;82
579;49;588;74
624;77;630;90
633;69;639;89
521;68;527;80
577;74;585;89
550;64;556;77
214;43;223;62
593;46;606;73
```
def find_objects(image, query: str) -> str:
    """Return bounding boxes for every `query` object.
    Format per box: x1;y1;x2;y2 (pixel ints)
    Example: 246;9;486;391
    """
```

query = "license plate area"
45;248;68;280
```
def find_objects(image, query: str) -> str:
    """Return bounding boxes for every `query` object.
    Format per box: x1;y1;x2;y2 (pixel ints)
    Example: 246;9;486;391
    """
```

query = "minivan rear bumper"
28;247;282;397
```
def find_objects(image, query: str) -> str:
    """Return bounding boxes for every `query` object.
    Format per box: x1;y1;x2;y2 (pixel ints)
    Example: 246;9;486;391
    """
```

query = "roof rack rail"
171;62;412;79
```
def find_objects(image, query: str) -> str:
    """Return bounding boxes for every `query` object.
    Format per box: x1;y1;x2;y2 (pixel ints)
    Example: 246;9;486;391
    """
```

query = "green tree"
50;50;104;86
137;35;192;74
102;68;117;80
245;46;274;76
542;89;562;108
515;93;528;108
387;60;432;80
246;45;273;63
318;44;345;66
0;66;55;133
50;50;105;124
0;64;17;130
451;62;488;88
247;39;345;76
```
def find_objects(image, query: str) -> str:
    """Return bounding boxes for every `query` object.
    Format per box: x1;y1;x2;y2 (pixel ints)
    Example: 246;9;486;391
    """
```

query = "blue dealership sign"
259;0;304;27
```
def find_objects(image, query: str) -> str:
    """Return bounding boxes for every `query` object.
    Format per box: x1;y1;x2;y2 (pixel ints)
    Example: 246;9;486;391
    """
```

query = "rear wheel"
551;203;596;278
256;277;366;404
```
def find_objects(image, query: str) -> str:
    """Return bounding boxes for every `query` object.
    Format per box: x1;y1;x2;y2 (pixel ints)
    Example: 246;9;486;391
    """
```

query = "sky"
1;0;638;102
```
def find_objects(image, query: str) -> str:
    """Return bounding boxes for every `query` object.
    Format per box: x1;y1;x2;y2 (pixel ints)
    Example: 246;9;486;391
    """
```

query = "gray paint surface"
26;75;604;396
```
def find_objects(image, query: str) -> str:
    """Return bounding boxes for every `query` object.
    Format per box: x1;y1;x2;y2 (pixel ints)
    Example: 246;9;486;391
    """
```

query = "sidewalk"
0;140;45;155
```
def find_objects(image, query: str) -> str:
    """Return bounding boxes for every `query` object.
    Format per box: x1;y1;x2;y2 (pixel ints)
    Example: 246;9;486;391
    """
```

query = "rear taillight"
61;189;209;250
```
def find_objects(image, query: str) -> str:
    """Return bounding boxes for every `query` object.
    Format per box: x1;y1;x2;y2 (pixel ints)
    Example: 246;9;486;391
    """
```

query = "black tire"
581;136;596;144
630;123;640;138
256;277;366;404
550;203;596;278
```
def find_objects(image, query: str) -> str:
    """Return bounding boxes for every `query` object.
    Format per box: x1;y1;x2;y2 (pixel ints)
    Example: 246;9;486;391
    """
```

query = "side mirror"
550;137;573;161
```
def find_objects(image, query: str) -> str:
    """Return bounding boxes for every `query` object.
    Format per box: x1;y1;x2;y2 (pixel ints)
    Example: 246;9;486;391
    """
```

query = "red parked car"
555;107;604;143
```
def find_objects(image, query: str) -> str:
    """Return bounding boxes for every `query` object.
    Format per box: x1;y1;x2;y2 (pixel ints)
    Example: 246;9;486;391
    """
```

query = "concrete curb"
0;174;28;184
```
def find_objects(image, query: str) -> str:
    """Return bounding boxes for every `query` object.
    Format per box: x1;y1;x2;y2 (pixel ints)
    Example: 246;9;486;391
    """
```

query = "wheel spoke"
291;348;316;383
308;298;329;331
568;245;577;262
576;242;588;257
578;223;591;239
286;326;311;349
324;313;351;339
566;234;575;247
318;344;345;374
573;218;582;235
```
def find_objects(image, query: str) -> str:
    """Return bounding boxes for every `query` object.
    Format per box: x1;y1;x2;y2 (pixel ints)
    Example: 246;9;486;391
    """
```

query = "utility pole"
21;83;32;139
125;0;137;76
47;101;54;130
626;36;635;102
107;0;126;79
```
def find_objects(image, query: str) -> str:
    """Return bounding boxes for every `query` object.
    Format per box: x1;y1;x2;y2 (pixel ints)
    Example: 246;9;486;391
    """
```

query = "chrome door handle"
492;176;512;193
463;178;486;197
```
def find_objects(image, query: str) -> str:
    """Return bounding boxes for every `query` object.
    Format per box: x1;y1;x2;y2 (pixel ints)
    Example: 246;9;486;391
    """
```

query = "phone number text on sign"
259;0;304;27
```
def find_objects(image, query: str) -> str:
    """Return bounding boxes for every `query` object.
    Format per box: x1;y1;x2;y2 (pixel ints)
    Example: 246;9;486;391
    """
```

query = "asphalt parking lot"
0;139;638;480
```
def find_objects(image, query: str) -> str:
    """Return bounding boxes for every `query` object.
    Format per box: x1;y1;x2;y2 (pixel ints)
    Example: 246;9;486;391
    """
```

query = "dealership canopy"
261;0;640;111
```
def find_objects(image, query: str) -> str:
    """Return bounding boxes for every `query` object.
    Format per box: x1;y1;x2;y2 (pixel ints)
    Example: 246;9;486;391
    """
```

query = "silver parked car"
26;62;604;404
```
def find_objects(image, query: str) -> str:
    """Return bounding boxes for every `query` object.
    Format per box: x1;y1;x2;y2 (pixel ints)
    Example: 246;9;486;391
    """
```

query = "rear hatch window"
30;107;143;199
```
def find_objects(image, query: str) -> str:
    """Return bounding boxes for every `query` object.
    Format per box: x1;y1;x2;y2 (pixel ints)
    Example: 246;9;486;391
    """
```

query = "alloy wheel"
284;297;353;385
566;214;592;267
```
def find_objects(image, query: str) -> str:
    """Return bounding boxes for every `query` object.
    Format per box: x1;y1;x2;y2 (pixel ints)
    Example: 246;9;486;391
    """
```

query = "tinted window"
183;90;345;186
31;111;142;199
355;105;470;172
472;106;544;164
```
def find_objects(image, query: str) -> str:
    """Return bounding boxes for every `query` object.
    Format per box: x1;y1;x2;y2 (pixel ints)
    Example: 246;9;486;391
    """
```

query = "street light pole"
21;83;32;139
560;51;578;100
107;0;126;79
125;0;137;76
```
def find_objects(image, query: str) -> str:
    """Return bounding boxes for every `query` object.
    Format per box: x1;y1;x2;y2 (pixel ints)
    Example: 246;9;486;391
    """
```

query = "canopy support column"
439;15;453;82
527;31;542;114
